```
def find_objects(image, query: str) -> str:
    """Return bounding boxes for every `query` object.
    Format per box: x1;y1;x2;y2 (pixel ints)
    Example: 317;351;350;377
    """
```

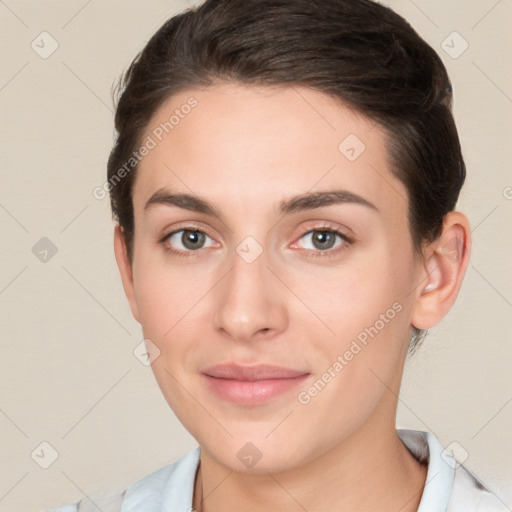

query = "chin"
198;433;319;475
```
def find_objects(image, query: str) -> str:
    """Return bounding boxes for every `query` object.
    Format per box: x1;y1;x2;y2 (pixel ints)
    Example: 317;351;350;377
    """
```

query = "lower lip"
202;374;310;406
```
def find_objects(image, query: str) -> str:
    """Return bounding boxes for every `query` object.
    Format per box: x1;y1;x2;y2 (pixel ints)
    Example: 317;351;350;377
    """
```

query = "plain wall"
0;1;511;510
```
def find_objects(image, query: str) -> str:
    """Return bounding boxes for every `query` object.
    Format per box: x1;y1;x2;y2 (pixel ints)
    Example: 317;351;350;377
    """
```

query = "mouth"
201;363;310;406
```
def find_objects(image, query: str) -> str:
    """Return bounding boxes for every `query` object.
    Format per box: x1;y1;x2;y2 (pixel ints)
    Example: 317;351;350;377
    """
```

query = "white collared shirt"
42;429;509;512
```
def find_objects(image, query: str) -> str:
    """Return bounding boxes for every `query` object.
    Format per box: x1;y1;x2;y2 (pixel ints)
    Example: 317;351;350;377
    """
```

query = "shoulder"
39;446;200;512
38;487;125;512
447;463;510;512
121;445;200;511
397;429;509;512
39;506;79;512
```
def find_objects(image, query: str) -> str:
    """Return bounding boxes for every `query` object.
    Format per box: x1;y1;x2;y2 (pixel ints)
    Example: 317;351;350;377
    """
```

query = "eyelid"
291;221;354;244
160;221;213;240
289;224;353;256
159;222;219;252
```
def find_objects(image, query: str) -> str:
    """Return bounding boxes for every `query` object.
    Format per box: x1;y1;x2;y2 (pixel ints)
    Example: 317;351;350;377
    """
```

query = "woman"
44;0;508;510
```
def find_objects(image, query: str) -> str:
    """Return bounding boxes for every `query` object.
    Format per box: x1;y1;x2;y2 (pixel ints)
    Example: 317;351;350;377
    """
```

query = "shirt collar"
122;430;454;512
397;429;455;511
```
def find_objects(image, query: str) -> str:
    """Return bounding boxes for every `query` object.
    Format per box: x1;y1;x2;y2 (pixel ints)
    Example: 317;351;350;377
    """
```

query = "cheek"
308;243;414;383
132;252;202;337
131;262;201;409
131;255;213;390
312;253;406;339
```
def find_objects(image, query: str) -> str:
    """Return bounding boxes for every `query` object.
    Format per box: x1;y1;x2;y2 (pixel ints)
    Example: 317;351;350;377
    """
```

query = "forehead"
133;82;408;224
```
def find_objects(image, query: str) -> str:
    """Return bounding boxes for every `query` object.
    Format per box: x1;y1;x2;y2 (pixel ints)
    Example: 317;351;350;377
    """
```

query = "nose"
212;243;289;344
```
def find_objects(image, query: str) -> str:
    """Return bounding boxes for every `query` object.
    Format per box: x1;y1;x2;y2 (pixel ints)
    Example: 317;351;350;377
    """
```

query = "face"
119;83;424;473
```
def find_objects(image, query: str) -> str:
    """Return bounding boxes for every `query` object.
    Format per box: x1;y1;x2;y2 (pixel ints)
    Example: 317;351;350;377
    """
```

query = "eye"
163;228;216;254
293;228;351;255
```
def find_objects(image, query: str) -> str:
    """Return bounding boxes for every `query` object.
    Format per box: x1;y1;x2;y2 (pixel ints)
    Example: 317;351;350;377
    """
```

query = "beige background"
0;1;511;511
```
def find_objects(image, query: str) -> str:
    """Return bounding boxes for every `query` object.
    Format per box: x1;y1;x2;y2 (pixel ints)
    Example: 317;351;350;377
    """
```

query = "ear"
113;225;140;323
411;211;471;330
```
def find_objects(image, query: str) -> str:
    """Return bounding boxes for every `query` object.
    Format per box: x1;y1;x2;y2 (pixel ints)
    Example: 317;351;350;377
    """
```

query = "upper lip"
202;364;309;381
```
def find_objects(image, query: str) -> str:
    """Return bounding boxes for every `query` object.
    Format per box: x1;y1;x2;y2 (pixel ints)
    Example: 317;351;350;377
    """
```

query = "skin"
114;82;471;511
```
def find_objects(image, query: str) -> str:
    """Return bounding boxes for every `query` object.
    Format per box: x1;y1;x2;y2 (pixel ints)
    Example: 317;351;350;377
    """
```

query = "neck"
193;421;427;512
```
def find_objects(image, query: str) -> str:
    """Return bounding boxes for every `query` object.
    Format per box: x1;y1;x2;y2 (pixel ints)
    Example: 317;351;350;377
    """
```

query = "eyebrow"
143;187;378;219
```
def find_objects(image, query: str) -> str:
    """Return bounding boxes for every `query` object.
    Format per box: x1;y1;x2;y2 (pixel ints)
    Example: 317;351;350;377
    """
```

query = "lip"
201;364;310;406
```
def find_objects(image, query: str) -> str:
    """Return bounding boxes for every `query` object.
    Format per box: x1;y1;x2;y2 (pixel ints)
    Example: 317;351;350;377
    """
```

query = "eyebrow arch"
143;187;378;219
144;188;223;218
279;189;378;214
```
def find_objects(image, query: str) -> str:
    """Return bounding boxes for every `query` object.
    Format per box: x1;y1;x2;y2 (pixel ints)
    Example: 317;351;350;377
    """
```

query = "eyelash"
160;224;353;259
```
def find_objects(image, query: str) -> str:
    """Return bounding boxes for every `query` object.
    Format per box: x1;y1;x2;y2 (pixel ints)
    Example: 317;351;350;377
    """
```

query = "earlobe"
113;225;140;323
411;212;471;330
